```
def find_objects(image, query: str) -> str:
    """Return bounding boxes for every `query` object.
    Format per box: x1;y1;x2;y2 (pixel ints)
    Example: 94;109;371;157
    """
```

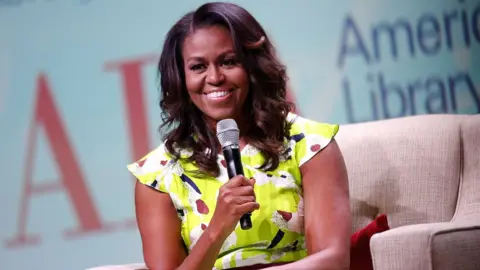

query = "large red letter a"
5;74;104;248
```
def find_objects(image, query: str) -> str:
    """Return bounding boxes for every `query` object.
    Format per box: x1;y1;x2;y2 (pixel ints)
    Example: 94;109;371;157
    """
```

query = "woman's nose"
206;66;225;85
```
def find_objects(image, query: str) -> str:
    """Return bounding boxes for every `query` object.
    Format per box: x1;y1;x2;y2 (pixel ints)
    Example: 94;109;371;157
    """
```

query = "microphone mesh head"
216;119;239;147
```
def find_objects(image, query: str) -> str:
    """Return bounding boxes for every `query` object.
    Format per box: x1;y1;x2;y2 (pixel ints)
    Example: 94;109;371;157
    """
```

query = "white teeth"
206;90;230;98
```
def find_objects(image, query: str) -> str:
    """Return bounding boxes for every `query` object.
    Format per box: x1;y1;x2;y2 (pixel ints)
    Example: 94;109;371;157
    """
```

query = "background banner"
0;0;478;269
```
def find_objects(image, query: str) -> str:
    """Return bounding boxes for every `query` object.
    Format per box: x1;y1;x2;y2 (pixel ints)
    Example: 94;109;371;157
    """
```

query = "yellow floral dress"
127;113;339;269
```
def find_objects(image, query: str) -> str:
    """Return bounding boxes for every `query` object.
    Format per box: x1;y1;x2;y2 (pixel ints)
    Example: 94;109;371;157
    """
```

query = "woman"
128;2;351;270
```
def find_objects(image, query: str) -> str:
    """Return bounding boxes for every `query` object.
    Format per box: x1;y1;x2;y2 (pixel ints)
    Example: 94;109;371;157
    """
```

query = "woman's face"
182;25;249;125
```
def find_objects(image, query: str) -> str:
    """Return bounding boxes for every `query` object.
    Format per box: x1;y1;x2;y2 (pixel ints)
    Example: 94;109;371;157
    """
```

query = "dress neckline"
201;112;297;160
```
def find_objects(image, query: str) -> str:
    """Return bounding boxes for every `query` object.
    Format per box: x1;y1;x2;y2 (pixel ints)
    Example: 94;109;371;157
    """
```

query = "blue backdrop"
0;0;478;269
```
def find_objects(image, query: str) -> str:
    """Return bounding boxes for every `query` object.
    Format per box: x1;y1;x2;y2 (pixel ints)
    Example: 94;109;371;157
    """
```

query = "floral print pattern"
127;113;339;269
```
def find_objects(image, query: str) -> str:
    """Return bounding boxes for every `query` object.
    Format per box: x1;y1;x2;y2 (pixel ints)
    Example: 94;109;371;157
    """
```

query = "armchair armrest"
370;220;480;270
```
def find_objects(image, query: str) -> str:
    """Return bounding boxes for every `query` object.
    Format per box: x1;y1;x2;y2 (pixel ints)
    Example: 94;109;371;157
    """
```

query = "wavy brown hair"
158;2;294;177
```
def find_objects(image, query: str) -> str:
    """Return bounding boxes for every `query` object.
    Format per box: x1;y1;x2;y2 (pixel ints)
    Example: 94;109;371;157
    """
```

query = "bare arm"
135;181;224;270
135;176;258;270
266;139;351;270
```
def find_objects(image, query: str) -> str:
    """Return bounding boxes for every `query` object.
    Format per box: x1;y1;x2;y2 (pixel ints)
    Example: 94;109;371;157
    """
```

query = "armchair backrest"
335;114;479;231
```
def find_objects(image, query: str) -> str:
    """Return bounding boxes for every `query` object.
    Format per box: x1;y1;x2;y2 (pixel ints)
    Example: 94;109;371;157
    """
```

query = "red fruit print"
196;199;209;214
310;144;321;152
201;224;207;230
221;160;227;168
160;160;168;166
137;159;146;167
277;210;292;221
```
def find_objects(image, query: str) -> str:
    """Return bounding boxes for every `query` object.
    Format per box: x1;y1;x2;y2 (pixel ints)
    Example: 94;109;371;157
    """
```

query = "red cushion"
350;214;390;270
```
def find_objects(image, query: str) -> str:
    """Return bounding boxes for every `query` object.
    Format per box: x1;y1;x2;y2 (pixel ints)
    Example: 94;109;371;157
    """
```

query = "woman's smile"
203;88;236;101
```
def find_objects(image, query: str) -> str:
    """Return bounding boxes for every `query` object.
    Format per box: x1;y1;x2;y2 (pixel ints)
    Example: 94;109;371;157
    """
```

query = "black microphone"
216;119;252;230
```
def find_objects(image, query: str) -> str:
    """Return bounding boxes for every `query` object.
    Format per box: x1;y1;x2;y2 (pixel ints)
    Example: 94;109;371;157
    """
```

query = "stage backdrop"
1;0;478;269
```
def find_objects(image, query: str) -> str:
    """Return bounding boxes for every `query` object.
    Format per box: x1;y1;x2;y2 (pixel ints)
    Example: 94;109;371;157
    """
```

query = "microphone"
216;119;253;230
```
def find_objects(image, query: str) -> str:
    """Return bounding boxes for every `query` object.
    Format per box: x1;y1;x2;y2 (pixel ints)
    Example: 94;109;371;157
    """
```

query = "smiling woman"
129;2;351;270
183;25;250;128
157;2;293;177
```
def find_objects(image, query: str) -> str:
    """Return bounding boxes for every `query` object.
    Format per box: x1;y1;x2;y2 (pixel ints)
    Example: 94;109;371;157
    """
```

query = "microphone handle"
222;144;253;230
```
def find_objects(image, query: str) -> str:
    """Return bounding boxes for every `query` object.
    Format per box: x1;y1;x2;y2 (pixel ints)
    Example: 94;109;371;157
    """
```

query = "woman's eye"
190;64;205;71
223;59;237;67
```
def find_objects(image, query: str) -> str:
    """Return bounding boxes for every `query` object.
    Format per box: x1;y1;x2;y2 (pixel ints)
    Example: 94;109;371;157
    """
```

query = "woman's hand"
136;176;259;270
209;175;259;238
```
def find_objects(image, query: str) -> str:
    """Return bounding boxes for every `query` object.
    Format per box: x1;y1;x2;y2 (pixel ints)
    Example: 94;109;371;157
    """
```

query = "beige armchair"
88;114;480;270
337;114;480;270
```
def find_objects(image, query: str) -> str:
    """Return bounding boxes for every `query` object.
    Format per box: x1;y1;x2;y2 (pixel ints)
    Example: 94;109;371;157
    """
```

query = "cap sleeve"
126;144;174;193
288;114;339;167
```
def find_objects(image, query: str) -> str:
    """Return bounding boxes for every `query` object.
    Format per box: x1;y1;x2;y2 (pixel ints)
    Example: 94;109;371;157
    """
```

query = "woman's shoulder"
127;140;194;171
127;143;173;175
126;142;189;192
287;112;339;138
286;112;340;167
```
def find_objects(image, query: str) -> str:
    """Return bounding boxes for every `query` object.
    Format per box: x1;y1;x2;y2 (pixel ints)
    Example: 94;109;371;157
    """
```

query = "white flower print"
220;231;238;253
298;134;331;166
188;223;206;250
272;196;305;234
251;170;298;190
242;144;261;156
